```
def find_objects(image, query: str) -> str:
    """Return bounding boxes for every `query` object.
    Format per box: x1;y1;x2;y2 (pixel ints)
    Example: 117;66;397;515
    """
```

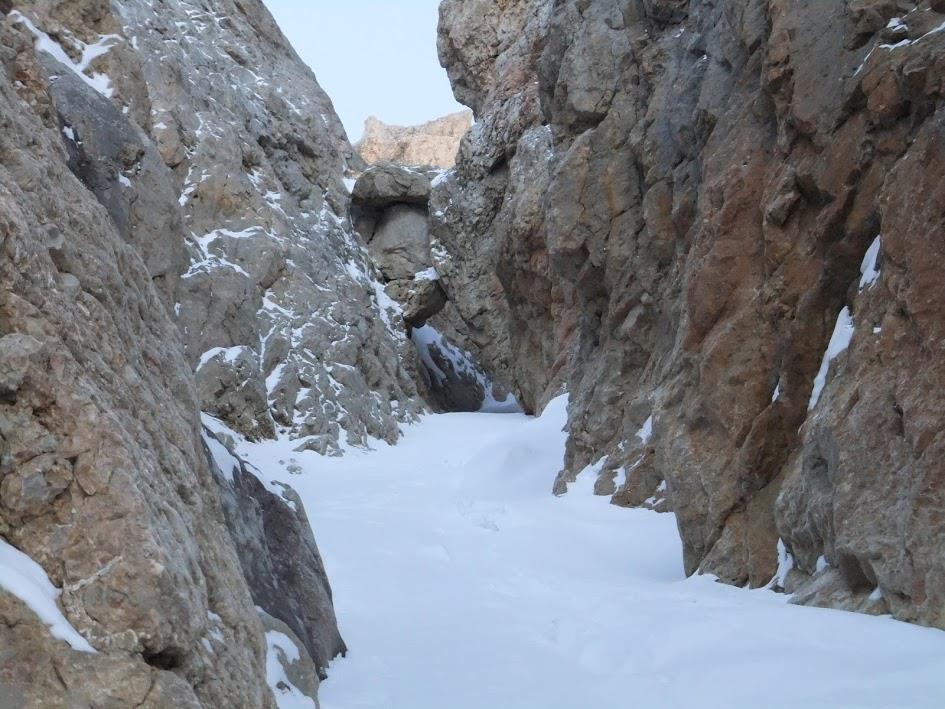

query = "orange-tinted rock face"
435;0;945;627
356;111;473;168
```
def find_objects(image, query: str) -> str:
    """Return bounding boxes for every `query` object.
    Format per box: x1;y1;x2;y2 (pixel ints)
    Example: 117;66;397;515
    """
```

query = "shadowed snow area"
228;398;945;709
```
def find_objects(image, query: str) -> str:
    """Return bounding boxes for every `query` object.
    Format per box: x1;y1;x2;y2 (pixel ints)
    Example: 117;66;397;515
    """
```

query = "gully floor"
232;397;945;709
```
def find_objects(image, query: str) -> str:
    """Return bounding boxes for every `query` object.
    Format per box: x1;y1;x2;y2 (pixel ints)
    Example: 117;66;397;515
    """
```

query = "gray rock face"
351;162;516;412
204;426;345;677
25;0;424;455
351;164;442;326
0;592;202;709
257;610;323;709
434;0;565;416
370;205;434;281
435;0;945;629
0;13;275;706
0;0;381;703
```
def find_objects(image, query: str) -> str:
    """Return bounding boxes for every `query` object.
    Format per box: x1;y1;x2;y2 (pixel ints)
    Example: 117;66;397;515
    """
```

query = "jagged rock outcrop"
5;0;423;456
0;0;398;703
356;111;473;168
435;0;945;628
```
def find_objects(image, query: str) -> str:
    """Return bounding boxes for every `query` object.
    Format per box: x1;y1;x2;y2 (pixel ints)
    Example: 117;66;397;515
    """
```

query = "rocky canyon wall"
435;0;945;628
0;0;415;704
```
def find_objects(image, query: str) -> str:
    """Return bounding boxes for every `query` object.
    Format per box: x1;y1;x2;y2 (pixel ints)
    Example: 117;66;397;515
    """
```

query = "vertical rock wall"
0;0;424;703
435;0;945;628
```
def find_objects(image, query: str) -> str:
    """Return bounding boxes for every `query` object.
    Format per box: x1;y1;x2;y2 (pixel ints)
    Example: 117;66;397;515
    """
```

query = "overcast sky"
263;0;464;141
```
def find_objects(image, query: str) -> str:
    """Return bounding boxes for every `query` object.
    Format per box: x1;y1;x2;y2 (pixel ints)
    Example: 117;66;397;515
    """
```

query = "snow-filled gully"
226;398;945;709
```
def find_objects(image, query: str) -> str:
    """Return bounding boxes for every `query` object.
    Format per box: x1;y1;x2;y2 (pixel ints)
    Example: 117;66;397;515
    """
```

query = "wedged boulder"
369;205;433;280
351;160;518;413
387;276;448;328
352;163;432;211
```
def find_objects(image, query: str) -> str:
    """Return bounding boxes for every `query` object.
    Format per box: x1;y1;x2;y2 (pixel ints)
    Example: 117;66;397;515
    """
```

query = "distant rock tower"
355;110;473;168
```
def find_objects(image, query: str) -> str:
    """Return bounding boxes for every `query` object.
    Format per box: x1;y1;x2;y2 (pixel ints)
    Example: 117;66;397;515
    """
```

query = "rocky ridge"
435;0;945;629
355;110;473;169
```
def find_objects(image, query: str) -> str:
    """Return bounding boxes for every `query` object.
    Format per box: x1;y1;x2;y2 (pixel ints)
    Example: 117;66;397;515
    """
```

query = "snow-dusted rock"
204;424;345;677
0;0;411;703
351;162;515;412
435;0;945;630
0;13;276;703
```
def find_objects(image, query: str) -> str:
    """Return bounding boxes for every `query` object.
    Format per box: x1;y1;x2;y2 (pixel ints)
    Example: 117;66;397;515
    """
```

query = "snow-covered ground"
236;397;945;709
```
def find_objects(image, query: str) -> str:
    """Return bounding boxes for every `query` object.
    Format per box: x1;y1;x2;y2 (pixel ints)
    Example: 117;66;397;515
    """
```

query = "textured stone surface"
17;0;424;456
356;111;473;168
434;0;566;416
206;426;345;676
0;0;368;704
0;14;274;705
369;205;434;281
351;164;441;325
258;610;323;709
9;0;424;457
351;162;510;412
0;591;201;709
435;0;945;628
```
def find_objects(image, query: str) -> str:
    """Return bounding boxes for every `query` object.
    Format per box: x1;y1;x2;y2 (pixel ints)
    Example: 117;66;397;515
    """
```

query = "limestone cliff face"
0;0;411;704
356;111;473;168
4;0;423;457
436;0;945;628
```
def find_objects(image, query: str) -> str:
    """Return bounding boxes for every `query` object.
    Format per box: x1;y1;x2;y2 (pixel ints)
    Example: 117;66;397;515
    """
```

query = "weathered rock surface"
356;111;473;168
258;610;323;709
5;0;424;455
0;591;201;709
351;164;442;324
0;16;274;706
0;0;380;703
435;0;945;629
351;162;516;412
205;425;345;676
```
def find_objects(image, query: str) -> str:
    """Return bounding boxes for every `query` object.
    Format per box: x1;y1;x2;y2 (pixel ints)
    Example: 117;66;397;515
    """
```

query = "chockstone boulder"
351;163;445;325
433;0;945;629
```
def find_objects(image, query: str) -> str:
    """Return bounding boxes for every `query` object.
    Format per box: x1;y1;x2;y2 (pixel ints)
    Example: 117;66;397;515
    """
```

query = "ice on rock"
635;416;654;445
11;12;119;98
808;306;855;411
859;236;882;290
265;630;317;709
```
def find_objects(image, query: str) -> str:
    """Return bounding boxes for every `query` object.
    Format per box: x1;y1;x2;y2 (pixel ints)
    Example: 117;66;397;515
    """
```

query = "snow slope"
231;398;945;709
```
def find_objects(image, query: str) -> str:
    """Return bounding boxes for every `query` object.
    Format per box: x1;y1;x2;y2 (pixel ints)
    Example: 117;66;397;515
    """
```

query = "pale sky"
263;0;465;141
